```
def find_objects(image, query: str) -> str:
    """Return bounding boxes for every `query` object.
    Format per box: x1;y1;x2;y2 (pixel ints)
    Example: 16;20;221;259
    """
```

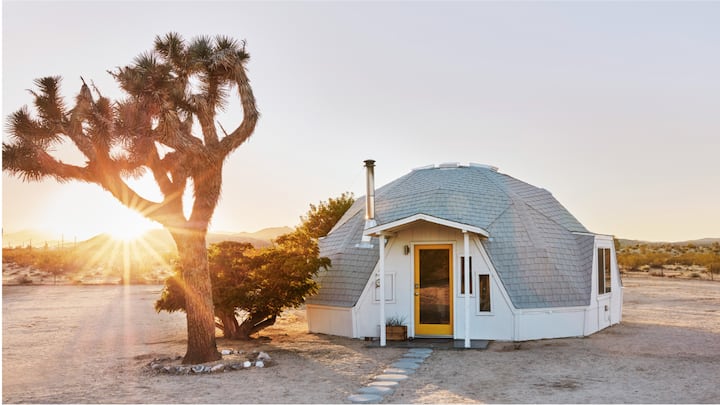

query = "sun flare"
106;212;160;242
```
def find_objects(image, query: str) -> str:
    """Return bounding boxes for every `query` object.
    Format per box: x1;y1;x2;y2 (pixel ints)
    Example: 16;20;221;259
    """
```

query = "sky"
2;1;719;243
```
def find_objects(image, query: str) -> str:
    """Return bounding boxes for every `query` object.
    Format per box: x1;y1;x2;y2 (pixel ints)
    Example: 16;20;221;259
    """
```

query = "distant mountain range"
616;238;720;248
2;227;293;250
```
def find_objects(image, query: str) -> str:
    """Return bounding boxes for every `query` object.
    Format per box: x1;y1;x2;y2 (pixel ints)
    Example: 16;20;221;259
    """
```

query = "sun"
106;211;160;241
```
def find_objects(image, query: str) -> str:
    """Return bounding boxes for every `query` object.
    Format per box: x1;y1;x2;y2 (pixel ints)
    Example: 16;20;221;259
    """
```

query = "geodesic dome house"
306;161;622;346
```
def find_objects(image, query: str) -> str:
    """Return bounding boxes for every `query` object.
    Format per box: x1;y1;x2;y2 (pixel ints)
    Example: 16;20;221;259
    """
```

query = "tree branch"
218;66;259;159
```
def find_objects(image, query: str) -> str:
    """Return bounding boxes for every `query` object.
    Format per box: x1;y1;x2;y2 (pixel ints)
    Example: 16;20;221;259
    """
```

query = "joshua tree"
2;33;259;364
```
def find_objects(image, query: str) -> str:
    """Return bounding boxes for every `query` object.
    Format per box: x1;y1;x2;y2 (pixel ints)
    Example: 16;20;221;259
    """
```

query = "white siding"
354;222;518;340
306;305;354;337
583;235;624;336
315;225;624;342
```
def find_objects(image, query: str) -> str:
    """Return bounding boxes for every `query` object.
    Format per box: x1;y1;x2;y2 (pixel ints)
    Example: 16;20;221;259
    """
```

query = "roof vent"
469;162;499;172
438;162;461;168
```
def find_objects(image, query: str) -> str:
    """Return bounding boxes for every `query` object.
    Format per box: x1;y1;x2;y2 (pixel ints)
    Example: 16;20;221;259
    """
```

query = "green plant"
386;315;407;327
156;193;351;340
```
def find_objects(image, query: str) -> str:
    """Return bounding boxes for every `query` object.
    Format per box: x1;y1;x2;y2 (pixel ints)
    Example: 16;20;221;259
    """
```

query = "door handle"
415;292;419;296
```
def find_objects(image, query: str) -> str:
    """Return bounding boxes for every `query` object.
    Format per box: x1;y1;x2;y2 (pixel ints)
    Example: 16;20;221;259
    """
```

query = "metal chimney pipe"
364;159;376;221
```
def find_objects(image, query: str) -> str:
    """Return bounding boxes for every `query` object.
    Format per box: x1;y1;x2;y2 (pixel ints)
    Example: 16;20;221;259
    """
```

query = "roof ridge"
482;170;588;234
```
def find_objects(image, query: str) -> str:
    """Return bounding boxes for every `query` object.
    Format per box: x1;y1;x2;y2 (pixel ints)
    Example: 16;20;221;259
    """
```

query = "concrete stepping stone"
368;380;400;388
347;348;433;403
357;385;394;396
390;361;420;369
399;355;425;363
384;367;415;375
374;373;409;382
348;393;382;404
403;352;431;359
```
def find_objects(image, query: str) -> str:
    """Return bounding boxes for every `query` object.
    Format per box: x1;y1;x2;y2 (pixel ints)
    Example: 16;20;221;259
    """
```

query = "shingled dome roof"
307;163;596;310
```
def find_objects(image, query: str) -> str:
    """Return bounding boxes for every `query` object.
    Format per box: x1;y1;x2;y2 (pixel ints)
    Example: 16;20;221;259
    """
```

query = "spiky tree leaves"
2;33;259;364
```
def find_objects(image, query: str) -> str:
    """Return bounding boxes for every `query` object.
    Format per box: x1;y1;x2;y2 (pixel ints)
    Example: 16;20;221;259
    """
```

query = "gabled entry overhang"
363;213;490;238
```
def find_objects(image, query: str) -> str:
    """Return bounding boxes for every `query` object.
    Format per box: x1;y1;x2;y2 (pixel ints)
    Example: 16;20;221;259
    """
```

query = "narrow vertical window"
478;274;490;312
597;248;605;295
460;256;472;295
597;248;612;295
604;248;612;294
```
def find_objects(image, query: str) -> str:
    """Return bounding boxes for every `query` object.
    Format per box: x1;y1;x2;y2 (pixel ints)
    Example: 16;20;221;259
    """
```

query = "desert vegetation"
617;240;720;280
155;192;354;339
2;237;175;285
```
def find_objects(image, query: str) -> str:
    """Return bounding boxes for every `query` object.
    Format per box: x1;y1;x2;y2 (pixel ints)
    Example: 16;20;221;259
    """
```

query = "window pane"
479;274;490;312
597;248;605;295
604;249;612;293
460;256;473;295
419;249;451;325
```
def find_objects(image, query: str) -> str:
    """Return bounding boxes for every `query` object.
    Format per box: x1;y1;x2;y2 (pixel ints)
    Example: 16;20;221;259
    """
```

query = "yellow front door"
414;244;453;336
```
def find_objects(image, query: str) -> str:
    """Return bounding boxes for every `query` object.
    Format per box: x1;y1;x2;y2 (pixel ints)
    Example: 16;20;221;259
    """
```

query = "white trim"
373;272;396;303
516;305;589;314
572;231;598;237
475;273;493;316
456;255;476;298
463;231;471;348
379;234;386;346
364;214;489;238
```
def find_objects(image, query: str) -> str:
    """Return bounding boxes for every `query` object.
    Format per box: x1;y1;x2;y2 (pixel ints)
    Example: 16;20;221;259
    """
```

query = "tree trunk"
217;310;242;339
236;313;277;340
173;231;221;364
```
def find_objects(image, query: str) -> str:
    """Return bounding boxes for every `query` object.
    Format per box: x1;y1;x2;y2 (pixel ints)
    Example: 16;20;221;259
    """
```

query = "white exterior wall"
353;222;517;340
454;237;515;340
583;235;624;335
306;304;354;337
515;308;587;340
312;225;623;341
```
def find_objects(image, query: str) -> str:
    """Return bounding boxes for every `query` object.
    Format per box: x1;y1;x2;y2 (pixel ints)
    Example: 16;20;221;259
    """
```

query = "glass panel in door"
414;244;453;336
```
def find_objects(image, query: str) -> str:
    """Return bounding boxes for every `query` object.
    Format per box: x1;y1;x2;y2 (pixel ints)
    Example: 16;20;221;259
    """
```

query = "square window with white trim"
373;272;395;302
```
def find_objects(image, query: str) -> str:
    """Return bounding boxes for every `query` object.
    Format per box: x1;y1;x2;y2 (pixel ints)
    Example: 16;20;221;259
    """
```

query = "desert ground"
3;275;719;404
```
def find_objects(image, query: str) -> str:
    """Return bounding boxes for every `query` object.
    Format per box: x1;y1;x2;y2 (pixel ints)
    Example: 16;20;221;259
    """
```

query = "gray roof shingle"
307;164;596;309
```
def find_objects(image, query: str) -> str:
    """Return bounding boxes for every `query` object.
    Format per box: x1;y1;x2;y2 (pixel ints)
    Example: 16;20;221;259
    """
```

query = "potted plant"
385;315;407;341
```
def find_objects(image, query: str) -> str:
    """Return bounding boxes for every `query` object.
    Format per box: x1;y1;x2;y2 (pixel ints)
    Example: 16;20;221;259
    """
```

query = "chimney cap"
363;159;375;167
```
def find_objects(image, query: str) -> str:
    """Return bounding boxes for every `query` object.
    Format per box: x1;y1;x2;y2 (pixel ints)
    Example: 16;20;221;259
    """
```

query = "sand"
2;275;719;403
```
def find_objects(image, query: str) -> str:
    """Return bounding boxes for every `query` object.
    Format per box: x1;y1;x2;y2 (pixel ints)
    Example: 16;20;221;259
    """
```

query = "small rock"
151;363;164;371
221;349;233;355
163;366;174;373
211;364;225;373
243;361;252;368
230;363;244;370
191;365;206;373
255;360;264;368
256;351;271;361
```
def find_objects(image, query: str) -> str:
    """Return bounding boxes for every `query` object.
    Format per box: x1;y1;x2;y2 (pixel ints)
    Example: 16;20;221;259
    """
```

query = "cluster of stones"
348;348;432;404
146;350;273;375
